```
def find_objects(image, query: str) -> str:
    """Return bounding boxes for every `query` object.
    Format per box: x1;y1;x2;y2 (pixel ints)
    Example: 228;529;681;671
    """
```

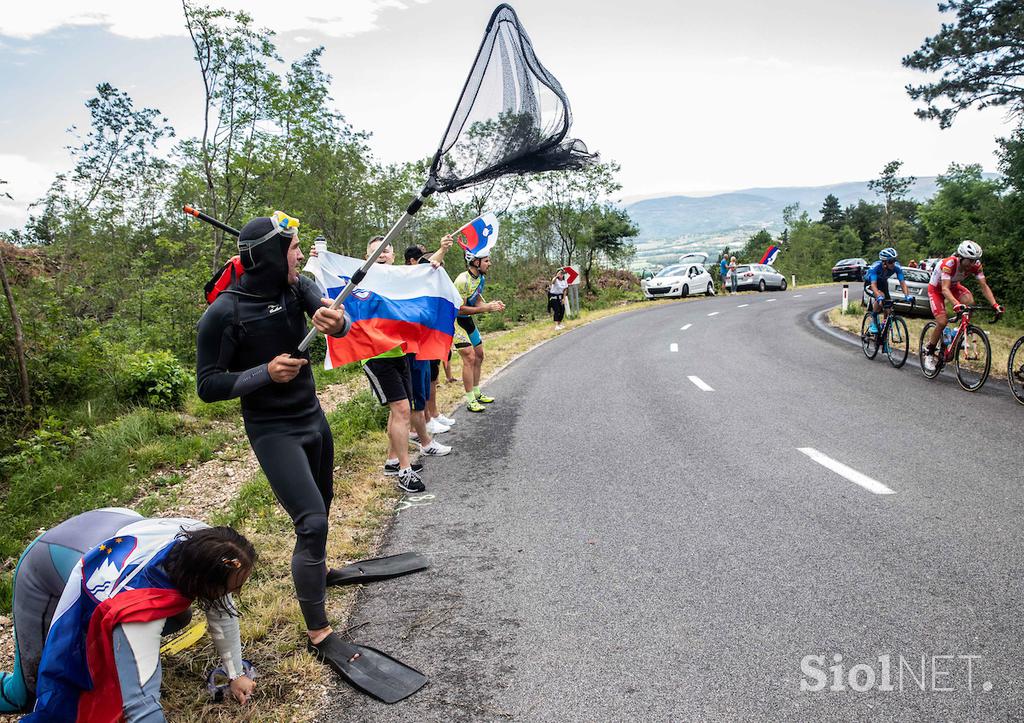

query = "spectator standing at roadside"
728;256;738;293
908;259;918;268
405;241;457;435
548;269;569;330
719;256;728;293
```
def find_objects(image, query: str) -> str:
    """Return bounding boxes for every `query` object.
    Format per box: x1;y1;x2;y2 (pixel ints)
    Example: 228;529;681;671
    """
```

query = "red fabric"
205;256;244;304
77;588;191;723
928;283;971;318
326;319;453;367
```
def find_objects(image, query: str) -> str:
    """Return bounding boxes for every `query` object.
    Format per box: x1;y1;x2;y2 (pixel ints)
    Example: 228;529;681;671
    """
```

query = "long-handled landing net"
295;2;594;351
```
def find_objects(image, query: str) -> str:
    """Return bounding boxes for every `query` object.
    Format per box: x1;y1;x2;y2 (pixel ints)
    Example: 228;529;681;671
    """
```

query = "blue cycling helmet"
878;247;898;261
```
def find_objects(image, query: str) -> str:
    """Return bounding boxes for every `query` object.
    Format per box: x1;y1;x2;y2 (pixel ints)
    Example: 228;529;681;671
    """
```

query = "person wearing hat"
453;247;504;413
195;211;358;674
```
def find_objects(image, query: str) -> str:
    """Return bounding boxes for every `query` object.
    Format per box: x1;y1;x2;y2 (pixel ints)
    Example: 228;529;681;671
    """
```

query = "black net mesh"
428;3;594;193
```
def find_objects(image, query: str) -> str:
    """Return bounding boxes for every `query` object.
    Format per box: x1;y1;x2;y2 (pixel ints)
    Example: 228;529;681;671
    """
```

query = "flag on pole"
760;245;781;265
28;518;198;722
454;212;499;257
305;252;462;368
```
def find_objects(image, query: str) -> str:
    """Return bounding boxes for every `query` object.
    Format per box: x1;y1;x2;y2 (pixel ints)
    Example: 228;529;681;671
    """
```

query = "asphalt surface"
321;286;1024;721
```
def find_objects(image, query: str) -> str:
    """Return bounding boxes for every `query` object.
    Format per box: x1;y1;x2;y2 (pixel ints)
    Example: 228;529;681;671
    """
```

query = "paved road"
322;287;1024;721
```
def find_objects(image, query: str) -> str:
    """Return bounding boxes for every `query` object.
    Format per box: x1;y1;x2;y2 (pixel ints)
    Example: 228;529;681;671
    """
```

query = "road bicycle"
918;304;1001;391
1009;334;1024;405
860;298;913;368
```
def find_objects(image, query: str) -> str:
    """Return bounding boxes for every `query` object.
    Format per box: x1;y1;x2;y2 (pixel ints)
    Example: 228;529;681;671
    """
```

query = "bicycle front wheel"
919;322;941;379
886;315;909;368
1008;335;1024;405
954;324;991;391
861;313;879;359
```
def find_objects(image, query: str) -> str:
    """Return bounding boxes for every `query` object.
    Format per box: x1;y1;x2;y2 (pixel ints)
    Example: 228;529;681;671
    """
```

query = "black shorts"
363;356;412;405
454;316;482;348
429;359;440;382
865;281;891;301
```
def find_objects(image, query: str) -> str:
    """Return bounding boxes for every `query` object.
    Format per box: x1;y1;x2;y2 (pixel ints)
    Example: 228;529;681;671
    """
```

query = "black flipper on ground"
327;552;429;586
308;633;427;703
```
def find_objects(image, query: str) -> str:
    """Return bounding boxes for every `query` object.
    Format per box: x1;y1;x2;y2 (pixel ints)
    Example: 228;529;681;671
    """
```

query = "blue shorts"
407;355;432;411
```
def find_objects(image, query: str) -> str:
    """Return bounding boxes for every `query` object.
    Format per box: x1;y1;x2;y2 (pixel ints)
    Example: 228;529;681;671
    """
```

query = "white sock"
386;457;398;466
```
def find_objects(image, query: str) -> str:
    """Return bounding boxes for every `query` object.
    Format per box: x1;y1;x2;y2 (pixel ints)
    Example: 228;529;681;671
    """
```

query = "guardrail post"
842;284;849;312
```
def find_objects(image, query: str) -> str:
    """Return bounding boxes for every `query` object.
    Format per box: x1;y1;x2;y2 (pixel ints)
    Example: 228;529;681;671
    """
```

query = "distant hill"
623;175;998;267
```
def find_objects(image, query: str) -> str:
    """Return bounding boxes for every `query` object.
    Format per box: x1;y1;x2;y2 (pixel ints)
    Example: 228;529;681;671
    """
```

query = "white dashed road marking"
793;294;803;298
797;447;895;495
818;291;828;295
766;299;777;303
680;324;692;331
670;343;679;352
708;311;720;317
688;376;714;392
737;304;749;308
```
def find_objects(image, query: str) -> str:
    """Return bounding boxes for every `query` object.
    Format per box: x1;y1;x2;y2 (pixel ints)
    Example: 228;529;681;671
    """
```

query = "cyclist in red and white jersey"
923;240;1003;372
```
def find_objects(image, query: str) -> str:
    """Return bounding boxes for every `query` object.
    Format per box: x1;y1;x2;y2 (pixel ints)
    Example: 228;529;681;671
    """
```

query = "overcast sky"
0;0;1015;229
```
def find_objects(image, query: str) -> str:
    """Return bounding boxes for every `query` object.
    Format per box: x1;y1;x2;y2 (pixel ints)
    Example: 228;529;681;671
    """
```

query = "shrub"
117;350;192;409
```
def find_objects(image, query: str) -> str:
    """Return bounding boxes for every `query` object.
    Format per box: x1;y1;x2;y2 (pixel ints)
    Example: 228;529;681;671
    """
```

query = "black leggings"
246;412;334;630
548;294;565;323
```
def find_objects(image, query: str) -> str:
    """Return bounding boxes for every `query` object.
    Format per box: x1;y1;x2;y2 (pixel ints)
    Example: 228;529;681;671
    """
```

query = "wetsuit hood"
237;216;293;297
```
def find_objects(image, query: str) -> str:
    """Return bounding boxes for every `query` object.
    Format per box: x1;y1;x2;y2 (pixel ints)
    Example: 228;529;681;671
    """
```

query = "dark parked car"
861;266;932;317
832;258;868;282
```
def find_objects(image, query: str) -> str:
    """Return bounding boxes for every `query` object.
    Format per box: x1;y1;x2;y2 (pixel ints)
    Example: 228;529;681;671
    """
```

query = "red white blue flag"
760;245;781;265
27;517;196;722
305;253;462;368
454;212;498;257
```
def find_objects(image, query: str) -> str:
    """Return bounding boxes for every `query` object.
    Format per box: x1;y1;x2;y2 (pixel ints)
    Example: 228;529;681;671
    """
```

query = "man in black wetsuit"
195;211;358;670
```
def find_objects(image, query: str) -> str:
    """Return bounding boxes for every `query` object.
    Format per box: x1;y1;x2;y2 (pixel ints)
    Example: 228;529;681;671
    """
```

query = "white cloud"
0;0;430;40
0;154;62;230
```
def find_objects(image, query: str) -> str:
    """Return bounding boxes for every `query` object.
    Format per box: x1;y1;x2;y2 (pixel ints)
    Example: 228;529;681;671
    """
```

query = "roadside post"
563;265;581;317
842;284;849;312
791;274;796;289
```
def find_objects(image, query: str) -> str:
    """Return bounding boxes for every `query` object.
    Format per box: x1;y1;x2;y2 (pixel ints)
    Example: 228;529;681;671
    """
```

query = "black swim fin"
308;633;427;703
327;552;429;586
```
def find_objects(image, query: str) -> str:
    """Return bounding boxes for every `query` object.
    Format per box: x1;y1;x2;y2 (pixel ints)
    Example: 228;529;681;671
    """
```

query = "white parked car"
642;262;715;299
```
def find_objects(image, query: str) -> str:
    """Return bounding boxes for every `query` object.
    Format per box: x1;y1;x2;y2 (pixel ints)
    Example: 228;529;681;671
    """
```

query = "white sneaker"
420;440;451;456
426;418;450;435
437;414;456;426
923;352;937;372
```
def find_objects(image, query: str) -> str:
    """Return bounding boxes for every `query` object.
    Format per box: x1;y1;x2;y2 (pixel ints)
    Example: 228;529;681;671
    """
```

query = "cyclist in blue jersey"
864;247;913;333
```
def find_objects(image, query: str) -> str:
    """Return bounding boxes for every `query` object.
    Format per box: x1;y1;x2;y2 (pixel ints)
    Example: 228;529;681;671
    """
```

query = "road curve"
322;286;1024;721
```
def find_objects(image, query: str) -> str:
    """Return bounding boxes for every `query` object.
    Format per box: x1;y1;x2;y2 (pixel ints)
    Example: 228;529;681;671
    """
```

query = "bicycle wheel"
954;324;991;391
886;315;909;368
1008;335;1024;405
860;313;879;359
919;322;941;379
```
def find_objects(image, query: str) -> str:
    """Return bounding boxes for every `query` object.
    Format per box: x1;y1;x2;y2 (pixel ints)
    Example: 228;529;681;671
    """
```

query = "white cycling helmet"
878;247;898;261
956;240;982;260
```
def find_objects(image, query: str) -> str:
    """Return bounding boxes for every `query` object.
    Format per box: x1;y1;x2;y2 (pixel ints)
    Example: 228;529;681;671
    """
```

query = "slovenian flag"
27;518;197;722
305;252;462;368
454;212;498;257
760;245;781;265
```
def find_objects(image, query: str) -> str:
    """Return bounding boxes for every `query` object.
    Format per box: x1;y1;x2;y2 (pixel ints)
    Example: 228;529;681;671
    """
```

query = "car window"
655;265;685;277
765;265;777;274
904;268;929;283
736;265;751;273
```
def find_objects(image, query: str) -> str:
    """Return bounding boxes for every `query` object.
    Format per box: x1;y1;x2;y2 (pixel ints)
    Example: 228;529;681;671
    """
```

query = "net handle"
296;186;434;352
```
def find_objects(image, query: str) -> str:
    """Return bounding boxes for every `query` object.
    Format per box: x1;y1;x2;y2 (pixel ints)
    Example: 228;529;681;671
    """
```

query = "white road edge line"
688;375;714;392
670;343;679;352
707;311;720;316
680;324;692;331
797;447;895;495
737;304;749;308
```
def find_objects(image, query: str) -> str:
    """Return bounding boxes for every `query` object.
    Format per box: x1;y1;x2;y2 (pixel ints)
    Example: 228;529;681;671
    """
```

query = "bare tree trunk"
0;244;31;412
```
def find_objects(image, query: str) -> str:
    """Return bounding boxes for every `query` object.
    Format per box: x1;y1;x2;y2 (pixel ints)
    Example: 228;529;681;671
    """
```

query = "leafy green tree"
868;160;916;245
903;0;1024;128
578;206;638;290
819;193;844;230
737;228;773;262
